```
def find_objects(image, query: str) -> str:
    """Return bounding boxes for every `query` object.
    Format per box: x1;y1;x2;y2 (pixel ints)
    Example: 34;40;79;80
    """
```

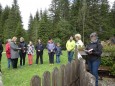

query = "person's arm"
84;44;90;54
6;44;10;53
10;43;20;51
46;43;50;51
53;43;56;51
92;43;103;56
35;44;37;51
32;45;35;54
66;41;69;51
41;44;44;51
70;41;76;51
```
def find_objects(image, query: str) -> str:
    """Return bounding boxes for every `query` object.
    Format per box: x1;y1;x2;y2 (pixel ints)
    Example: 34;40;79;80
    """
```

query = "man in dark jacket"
0;39;3;71
85;32;102;86
19;37;27;66
35;39;44;64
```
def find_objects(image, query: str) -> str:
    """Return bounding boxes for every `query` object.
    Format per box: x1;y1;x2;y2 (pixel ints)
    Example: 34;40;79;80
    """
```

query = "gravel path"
99;78;115;86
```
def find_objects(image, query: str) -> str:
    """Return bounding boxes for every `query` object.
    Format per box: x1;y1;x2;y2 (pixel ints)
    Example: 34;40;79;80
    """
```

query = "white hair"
75;34;82;39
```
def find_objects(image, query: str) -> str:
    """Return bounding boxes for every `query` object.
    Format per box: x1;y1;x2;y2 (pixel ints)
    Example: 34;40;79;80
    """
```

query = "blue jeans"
8;58;11;68
68;51;74;63
56;55;60;63
88;58;101;86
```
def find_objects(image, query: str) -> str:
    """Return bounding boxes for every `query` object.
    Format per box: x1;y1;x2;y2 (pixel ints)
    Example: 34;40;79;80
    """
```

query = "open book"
84;49;93;53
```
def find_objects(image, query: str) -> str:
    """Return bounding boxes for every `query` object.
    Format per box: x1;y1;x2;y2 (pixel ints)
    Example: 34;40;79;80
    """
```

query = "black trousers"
36;52;43;64
11;58;18;68
48;52;54;64
20;53;26;66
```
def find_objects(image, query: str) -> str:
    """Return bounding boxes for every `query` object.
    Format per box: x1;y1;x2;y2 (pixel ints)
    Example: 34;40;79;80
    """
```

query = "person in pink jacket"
5;39;11;68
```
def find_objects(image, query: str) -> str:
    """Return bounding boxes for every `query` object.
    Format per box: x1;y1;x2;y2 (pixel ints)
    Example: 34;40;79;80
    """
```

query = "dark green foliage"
0;0;114;46
101;57;114;66
0;0;25;42
111;64;115;76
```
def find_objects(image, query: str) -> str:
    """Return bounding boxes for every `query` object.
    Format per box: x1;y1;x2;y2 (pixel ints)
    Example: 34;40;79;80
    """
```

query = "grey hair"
90;32;98;38
7;39;11;42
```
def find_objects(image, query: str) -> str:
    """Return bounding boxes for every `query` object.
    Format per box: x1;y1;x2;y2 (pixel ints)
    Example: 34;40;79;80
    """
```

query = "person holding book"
85;32;102;86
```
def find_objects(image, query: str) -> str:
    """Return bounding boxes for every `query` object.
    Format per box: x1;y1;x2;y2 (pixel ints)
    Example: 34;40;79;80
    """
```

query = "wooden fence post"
71;60;76;86
60;65;65;86
64;63;72;86
52;67;60;86
30;75;41;86
42;71;51;86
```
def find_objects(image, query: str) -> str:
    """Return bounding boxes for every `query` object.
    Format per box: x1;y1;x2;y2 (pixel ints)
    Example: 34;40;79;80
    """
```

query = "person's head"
48;37;53;43
12;37;17;42
7;39;11;43
70;36;73;41
38;39;41;43
20;37;24;42
29;41;33;45
90;32;98;42
57;43;60;47
75;34;81;41
49;37;52;41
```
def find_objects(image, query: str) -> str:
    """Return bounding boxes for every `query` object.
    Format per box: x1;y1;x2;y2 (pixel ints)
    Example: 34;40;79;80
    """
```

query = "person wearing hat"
85;32;102;86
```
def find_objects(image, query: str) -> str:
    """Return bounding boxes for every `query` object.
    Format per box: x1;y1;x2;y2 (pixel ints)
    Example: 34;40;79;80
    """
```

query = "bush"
110;64;115;76
103;45;115;52
101;57;114;66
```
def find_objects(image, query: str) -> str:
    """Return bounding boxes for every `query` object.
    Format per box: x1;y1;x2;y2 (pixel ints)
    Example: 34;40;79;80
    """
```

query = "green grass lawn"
1;50;68;86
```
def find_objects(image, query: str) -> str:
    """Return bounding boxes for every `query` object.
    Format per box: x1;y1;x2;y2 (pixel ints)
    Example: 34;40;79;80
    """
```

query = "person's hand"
51;50;53;52
88;51;92;54
18;48;21;50
38;50;40;52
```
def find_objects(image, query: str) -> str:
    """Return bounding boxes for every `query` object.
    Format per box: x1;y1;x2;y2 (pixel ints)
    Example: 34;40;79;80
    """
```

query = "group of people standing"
66;33;103;86
0;32;102;86
5;36;63;69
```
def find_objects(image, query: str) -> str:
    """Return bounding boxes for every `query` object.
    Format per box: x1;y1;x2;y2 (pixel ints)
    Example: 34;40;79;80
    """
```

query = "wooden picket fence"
30;50;95;86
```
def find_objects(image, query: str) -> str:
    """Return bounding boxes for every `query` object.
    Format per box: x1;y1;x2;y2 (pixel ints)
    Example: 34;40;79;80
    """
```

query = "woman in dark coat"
85;32;102;86
35;39;44;64
19;37;27;66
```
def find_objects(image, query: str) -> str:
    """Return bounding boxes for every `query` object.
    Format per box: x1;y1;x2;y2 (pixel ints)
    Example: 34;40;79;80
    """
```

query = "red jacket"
5;42;11;58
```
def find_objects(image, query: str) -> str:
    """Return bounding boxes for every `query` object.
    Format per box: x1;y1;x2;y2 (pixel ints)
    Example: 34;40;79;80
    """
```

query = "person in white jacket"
75;34;84;59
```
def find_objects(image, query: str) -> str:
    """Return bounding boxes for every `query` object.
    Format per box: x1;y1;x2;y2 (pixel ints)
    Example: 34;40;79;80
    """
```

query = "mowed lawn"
1;50;69;86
